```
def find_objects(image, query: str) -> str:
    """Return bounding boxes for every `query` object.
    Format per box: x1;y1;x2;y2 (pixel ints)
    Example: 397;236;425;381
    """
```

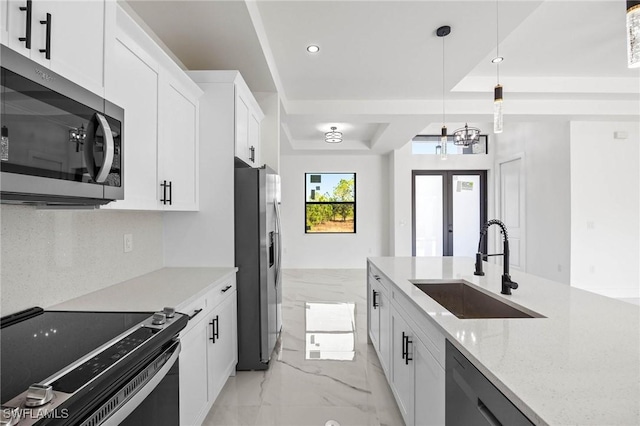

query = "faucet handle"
473;252;485;276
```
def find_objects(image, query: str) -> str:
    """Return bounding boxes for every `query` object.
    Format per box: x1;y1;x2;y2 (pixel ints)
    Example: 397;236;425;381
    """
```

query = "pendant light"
493;0;504;133
628;1;640;68
437;25;451;160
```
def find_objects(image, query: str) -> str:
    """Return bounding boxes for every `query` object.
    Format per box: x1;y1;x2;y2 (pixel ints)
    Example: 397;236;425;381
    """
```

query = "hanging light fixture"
493;0;504;133
325;126;342;143
453;123;481;146
436;25;451;160
628;1;640;68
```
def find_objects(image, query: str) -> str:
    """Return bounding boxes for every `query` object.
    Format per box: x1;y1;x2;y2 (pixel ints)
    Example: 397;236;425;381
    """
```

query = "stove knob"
152;312;166;325
163;307;175;318
24;384;53;407
1;405;21;426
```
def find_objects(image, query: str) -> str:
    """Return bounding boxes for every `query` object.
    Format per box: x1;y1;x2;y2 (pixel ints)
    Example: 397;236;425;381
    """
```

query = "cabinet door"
234;91;249;164
2;0;47;59
391;309;415;426
179;315;209;426
207;291;238;402
378;291;391;374
368;276;380;348
104;36;159;210
44;0;105;95
414;338;445;426
159;75;198;211
247;113;260;166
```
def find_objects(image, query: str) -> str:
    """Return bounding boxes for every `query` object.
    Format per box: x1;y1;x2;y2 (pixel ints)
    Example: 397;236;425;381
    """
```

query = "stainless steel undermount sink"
411;280;545;319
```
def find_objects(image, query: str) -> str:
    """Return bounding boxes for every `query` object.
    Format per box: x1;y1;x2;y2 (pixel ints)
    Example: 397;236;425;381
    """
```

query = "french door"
412;171;487;257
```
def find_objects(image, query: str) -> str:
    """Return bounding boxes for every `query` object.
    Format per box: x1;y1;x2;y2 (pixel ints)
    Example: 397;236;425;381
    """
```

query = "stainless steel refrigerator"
234;164;282;370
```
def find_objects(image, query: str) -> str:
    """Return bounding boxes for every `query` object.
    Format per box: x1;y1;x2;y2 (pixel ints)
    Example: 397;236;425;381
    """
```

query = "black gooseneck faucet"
474;219;519;295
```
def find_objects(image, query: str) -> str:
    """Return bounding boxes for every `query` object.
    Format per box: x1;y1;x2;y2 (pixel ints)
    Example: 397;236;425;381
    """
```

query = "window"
411;135;489;155
305;173;356;233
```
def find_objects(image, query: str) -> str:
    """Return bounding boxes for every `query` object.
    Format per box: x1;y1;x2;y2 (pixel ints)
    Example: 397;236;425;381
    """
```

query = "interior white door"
498;156;526;271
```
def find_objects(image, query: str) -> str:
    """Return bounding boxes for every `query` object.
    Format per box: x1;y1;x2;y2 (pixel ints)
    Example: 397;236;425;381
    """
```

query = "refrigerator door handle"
274;199;283;288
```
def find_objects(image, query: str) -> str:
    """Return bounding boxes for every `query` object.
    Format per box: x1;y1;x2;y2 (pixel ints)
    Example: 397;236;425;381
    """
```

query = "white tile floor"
202;269;404;426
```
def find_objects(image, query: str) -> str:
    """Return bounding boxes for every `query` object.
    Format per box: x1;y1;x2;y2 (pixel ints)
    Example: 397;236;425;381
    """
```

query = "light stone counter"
49;267;237;313
368;256;640;426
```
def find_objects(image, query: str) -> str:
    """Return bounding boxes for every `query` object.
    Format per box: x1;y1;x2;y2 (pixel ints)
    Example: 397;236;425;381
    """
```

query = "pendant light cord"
496;0;500;84
442;34;445;126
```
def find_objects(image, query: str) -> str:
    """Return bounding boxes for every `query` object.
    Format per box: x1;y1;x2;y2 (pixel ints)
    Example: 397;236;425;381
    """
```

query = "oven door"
81;340;181;426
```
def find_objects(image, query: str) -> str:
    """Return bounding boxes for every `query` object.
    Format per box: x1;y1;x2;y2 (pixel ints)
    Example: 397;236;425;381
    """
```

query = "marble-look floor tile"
204;269;404;426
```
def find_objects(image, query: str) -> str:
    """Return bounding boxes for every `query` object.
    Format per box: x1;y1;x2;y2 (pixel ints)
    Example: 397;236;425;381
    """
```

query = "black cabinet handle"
39;13;51;59
402;332;413;365
221;285;232;293
372;290;379;309
18;0;32;48
160;180;173;205
168;181;172;205
209;315;219;343
188;308;202;320
249;146;255;163
374;274;381;281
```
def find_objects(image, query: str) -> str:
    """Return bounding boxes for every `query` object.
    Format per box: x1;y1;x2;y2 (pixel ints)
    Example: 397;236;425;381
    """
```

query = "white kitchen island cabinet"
104;5;201;211
367;260;445;426
1;0;111;96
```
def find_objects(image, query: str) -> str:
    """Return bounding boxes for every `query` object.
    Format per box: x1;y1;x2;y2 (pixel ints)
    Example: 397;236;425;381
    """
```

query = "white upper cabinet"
104;5;201;211
158;74;199;211
2;0;110;96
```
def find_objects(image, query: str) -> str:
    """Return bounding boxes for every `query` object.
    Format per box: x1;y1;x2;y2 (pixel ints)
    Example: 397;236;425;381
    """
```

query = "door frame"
412;170;488;256
495;153;526;271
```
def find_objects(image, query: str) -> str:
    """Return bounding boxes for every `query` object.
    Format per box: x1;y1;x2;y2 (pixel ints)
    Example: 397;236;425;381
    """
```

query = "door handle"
84;113;115;183
19;0;32;49
402;332;413;365
372;290;379;309
39;13;51;59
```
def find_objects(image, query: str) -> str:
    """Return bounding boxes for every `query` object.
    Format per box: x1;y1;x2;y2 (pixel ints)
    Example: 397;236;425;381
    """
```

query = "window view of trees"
305;173;356;233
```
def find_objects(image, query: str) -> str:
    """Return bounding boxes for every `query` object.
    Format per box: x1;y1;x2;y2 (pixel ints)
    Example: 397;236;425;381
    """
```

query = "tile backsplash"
0;205;164;315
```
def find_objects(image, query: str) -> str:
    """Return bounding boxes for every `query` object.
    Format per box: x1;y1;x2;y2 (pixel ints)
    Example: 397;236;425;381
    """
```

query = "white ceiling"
126;0;640;155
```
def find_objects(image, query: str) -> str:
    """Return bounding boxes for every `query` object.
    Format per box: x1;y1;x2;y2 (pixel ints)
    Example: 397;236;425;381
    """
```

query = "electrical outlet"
124;234;133;253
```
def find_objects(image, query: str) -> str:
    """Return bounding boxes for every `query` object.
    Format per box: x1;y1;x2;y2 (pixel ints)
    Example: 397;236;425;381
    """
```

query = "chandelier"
325;126;342;143
452;123;481;146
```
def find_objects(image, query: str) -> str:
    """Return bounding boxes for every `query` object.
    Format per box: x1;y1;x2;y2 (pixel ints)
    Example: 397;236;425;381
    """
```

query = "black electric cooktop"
0;309;151;404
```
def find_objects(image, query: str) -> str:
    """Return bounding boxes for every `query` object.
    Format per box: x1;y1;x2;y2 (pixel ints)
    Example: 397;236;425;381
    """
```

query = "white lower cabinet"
179;277;238;426
179;311;209;426
391;309;415;426
368;260;445;426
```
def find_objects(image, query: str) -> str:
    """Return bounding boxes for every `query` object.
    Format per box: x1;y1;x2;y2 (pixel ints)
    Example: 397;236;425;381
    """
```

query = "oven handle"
100;340;180;426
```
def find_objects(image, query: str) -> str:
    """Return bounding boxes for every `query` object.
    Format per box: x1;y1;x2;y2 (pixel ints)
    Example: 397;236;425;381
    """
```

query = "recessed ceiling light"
491;56;504;64
307;45;320;53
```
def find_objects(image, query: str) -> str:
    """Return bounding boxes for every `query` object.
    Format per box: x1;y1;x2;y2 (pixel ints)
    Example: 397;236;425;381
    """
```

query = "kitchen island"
368;256;640;426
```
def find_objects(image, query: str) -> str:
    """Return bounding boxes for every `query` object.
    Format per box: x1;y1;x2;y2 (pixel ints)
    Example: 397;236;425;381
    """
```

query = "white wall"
1;206;163;315
494;122;571;284
280;154;389;268
390;138;495;257
163;81;236;267
569;121;640;298
254;92;280;173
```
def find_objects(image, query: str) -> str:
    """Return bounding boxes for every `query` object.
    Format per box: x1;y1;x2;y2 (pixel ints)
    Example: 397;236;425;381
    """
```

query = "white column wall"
569;121;640;298
493;122;571;284
279;154;389;268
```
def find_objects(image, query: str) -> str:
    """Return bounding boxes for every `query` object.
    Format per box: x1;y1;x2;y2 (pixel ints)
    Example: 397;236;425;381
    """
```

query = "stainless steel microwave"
0;45;124;206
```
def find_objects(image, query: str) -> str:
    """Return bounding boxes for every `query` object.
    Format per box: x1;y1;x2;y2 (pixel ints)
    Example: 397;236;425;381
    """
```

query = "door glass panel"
415;175;443;256
452;175;481;257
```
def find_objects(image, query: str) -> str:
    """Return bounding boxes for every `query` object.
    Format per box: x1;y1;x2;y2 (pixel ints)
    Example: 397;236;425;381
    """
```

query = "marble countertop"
49;267;237;312
368;256;640;426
